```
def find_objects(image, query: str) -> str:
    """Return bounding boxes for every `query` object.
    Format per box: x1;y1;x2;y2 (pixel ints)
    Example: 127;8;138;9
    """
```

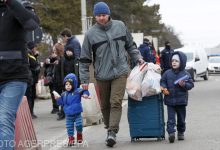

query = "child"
160;51;194;143
54;73;89;146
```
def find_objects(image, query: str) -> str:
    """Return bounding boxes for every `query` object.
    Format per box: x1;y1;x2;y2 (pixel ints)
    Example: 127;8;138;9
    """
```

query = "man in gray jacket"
79;2;144;147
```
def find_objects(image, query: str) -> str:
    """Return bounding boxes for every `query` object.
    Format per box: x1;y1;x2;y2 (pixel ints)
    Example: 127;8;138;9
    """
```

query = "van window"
185;52;193;62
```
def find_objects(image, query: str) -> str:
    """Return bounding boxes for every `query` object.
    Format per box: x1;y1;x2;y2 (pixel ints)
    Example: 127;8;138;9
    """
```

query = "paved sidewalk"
32;77;220;150
32;98;129;150
32;99;66;149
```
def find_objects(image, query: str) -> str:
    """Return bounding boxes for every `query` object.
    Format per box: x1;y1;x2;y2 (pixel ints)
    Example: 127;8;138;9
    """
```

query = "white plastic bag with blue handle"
126;63;148;101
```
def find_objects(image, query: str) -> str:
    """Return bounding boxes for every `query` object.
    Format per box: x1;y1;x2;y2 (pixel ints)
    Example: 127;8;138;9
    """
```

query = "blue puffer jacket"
138;43;156;63
65;36;81;60
160;51;194;106
56;73;89;115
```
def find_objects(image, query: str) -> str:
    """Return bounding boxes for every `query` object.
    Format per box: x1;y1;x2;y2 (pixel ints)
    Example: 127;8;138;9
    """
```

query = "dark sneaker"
51;108;59;114
178;132;184;140
31;114;38;119
57;115;65;121
169;133;175;143
104;125;109;129
106;131;116;147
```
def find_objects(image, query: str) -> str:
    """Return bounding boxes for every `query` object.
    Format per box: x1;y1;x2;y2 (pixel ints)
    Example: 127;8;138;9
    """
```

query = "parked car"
208;55;220;74
175;47;209;81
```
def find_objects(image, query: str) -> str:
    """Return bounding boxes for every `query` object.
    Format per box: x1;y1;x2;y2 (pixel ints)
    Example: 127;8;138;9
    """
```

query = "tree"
160;25;183;49
88;0;163;34
33;0;182;47
34;0;82;42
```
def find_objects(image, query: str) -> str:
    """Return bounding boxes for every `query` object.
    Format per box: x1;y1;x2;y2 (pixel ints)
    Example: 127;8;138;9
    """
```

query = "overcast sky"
144;0;220;48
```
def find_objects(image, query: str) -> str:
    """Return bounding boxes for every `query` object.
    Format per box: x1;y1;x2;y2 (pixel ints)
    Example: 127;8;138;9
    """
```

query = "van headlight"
208;66;214;70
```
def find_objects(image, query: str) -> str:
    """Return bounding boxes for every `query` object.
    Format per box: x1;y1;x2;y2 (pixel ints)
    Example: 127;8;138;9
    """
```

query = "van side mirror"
195;57;200;62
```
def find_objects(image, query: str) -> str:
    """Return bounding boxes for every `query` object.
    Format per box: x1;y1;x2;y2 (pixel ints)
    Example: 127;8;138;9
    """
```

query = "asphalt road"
33;74;220;150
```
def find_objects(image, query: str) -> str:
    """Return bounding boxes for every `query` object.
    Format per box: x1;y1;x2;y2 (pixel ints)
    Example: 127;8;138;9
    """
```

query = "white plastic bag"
142;68;161;97
126;63;148;101
148;63;161;74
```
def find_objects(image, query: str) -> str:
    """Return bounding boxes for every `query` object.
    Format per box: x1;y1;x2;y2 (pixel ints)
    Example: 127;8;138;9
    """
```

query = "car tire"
203;70;209;80
193;71;196;82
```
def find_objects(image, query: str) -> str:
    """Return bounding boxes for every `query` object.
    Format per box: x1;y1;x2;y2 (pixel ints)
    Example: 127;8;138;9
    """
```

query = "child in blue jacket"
54;73;89;146
160;51;194;143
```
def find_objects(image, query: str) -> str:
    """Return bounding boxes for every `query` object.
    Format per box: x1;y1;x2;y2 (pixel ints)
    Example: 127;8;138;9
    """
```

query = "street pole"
81;0;87;34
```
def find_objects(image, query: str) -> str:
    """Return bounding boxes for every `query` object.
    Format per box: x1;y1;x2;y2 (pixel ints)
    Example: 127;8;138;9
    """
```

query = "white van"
175;47;209;81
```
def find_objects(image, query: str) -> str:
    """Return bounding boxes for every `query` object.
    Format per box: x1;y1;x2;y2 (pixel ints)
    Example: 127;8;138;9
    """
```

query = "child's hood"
63;73;78;91
170;51;187;71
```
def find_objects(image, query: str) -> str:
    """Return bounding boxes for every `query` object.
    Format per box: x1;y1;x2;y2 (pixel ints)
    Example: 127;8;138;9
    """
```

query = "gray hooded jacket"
79;19;142;83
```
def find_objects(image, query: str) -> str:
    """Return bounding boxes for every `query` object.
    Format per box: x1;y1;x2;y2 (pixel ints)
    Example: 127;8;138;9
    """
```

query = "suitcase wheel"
131;137;140;142
131;138;135;142
157;137;165;141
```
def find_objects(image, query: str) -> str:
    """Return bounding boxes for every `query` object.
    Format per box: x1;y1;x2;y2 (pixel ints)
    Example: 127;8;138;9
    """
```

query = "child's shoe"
77;132;83;144
178;132;184;140
68;136;74;146
169;133;175;143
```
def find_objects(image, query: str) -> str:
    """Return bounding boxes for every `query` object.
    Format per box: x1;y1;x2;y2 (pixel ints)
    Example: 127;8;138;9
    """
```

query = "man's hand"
81;84;89;90
138;58;145;65
54;60;59;64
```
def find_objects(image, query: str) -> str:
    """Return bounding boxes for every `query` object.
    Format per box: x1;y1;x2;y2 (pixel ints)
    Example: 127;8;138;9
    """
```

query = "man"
26;41;40;119
79;2;144;147
0;0;39;149
60;28;81;86
160;41;174;74
138;38;156;63
60;28;81;60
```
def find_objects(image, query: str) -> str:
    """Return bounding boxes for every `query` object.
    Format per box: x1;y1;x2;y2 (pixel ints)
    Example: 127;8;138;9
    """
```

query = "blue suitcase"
127;94;165;141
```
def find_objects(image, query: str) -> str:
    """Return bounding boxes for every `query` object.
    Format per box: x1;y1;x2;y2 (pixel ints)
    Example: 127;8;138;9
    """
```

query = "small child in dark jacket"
160;51;194;143
54;73;89;146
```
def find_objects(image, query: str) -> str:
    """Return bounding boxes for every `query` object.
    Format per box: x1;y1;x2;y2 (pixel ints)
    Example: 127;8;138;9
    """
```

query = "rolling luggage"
127;94;165;141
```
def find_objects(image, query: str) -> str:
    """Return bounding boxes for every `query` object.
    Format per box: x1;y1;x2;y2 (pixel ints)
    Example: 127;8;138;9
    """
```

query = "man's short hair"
60;28;72;37
143;38;149;44
165;41;170;45
27;41;36;50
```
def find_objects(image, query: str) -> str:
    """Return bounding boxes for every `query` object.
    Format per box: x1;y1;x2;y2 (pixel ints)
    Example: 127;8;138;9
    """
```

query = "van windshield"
209;57;220;63
185;52;194;62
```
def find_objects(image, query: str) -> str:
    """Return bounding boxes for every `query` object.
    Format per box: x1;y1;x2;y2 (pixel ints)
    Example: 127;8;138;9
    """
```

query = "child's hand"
52;91;61;100
163;88;170;95
178;80;185;87
54;95;61;100
160;86;170;95
82;94;90;99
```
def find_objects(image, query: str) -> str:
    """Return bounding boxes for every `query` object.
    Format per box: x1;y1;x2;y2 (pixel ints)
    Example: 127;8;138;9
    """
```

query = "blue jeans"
0;81;27;150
